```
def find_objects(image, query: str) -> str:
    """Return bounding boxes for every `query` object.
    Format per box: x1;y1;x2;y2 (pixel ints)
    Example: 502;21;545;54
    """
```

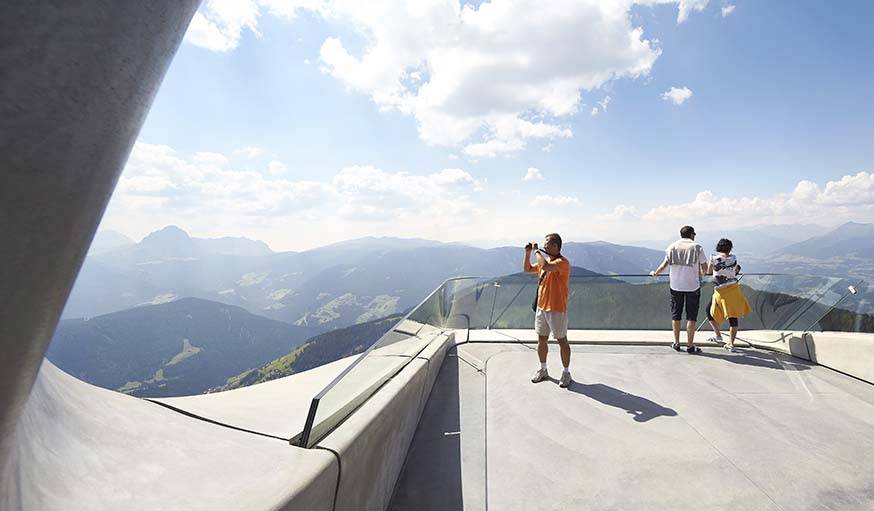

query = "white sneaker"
531;368;549;383
708;336;724;345
559;371;572;388
723;343;736;352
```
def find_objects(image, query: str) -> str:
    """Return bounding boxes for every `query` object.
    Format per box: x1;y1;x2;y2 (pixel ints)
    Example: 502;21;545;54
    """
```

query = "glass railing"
293;280;455;447
295;272;873;447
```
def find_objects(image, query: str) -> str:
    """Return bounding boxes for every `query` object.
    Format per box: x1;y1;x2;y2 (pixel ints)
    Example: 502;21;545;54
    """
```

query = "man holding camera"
524;233;572;387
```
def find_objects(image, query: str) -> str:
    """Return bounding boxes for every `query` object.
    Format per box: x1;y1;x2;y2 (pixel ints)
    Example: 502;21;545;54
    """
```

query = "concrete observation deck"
390;331;874;511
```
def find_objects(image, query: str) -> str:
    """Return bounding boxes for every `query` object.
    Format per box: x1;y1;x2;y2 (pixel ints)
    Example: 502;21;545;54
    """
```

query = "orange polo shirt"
528;257;571;312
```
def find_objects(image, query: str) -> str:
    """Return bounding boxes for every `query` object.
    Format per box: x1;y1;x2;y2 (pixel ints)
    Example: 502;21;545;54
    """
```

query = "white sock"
540;362;547;371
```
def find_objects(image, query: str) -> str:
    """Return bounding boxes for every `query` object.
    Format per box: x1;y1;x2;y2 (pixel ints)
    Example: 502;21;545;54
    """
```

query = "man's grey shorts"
534;309;568;339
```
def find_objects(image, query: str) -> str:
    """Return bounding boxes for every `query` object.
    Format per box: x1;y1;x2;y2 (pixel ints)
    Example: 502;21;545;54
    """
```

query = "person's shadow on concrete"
566;382;678;422
697;348;812;371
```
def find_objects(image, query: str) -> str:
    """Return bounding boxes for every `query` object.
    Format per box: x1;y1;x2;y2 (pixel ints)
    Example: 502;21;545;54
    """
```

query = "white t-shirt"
665;239;707;292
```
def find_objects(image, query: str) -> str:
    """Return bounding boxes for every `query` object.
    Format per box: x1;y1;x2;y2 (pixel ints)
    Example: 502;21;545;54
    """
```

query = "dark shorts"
706;297;739;327
670;288;700;321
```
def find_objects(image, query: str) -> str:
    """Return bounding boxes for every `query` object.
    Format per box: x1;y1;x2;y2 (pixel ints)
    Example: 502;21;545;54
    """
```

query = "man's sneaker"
723;343;736;352
559;371;572;388
531;368;549;383
708;336;724;345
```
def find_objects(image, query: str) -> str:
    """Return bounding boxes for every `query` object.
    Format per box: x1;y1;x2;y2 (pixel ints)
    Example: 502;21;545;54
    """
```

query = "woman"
706;238;751;351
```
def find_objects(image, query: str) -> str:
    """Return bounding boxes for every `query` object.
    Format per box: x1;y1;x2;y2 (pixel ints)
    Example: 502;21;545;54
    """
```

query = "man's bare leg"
686;320;696;346
558;337;570;368
672;320;681;344
728;326;738;347
557;337;572;387
538;335;549;363
531;335;551;383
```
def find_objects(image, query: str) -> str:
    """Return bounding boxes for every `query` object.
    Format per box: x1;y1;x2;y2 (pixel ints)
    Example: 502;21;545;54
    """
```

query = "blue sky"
100;0;874;251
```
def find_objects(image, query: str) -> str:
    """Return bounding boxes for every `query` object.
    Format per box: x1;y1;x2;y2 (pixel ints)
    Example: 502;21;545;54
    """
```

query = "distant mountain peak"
141;225;191;242
136;226;199;258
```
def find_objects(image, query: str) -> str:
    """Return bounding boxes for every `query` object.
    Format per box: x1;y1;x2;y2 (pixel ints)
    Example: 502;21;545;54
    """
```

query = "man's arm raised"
537;251;565;273
523;244;538;273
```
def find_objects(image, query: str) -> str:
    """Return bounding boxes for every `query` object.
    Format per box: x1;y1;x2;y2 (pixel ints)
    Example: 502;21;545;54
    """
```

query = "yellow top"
710;282;751;324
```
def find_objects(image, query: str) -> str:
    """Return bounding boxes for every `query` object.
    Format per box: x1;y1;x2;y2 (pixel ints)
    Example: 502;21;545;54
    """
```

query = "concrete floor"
390;340;874;511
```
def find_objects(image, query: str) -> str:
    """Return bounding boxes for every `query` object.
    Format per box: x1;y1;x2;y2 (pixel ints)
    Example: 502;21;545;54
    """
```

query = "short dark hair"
680;226;696;239
545;233;562;250
716;238;733;254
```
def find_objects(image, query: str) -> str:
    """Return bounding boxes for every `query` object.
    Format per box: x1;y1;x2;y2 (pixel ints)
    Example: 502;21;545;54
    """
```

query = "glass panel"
297;273;874;447
297;280;452;447
809;279;874;333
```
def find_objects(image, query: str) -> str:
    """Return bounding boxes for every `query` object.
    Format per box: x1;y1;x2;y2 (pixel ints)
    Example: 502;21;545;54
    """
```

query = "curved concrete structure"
6;333;452;510
0;0;199;494
12;361;338;511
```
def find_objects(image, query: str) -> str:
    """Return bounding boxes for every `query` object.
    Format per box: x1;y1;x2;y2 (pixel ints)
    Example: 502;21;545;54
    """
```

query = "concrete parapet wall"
318;333;453;511
741;330;874;384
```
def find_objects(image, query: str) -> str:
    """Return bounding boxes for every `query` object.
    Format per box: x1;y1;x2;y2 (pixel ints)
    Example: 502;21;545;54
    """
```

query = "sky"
98;0;874;251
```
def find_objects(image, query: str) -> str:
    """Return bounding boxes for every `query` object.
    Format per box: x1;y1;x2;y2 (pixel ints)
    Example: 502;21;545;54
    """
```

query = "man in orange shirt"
524;233;572;387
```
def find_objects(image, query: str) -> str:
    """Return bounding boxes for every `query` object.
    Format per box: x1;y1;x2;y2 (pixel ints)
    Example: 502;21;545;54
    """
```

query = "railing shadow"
565;382;678;422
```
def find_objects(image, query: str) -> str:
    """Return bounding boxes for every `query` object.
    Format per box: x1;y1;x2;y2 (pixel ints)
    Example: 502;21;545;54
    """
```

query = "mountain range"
48;298;318;397
63;226;665;331
218;313;406;391
65;222;874;335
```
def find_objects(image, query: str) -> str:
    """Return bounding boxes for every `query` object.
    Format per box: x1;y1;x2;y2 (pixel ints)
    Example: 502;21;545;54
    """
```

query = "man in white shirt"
650;226;709;353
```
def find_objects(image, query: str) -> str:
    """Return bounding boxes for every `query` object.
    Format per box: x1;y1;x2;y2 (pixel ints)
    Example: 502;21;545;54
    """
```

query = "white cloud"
676;0;709;23
532;194;578;206
523;167;544;182
193;152;229;167
447;153;459;160
184;1;709;157
641;172;874;227
102;143;487;248
591;96;612;116
234;146;265;159
634;0;709;23
184;0;261;52
268;160;288;175
662;86;693;105
721;4;736;17
598;204;639;221
303;58;311;65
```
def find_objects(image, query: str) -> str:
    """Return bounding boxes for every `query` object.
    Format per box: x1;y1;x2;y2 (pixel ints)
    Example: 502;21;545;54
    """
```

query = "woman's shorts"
534;309;568;339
